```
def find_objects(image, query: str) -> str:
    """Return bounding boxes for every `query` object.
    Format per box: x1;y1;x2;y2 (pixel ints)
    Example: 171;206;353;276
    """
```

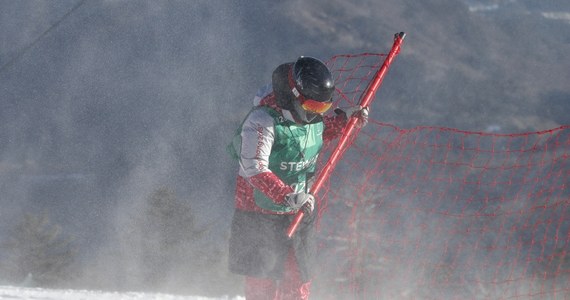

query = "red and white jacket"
234;86;347;214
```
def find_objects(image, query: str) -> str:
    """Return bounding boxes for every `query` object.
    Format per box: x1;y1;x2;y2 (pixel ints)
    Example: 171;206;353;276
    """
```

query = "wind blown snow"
0;286;244;300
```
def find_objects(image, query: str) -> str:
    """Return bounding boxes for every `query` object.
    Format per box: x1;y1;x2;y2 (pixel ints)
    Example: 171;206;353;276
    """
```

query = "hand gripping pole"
286;32;406;238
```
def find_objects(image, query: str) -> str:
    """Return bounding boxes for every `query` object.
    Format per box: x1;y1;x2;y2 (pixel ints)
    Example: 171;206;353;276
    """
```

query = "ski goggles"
300;97;333;114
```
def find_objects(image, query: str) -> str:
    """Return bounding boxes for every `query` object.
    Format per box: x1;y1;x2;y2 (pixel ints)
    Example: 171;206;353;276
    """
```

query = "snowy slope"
0;286;244;300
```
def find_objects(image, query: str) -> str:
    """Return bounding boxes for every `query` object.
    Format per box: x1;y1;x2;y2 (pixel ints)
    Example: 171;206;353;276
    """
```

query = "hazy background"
0;0;569;297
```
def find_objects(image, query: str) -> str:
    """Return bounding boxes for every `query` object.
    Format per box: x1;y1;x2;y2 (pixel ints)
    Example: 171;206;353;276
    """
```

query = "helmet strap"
288;66;303;102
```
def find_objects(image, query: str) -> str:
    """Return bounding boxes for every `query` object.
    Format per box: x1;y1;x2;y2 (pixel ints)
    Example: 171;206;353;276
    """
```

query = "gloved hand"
335;105;369;128
284;192;315;214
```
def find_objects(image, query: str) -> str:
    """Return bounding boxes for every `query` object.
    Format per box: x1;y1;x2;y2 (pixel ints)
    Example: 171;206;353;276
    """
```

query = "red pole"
286;32;406;238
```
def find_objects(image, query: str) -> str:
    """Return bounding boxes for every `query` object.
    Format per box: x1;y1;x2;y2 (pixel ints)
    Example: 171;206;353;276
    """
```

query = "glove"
284;192;315;214
335;105;369;128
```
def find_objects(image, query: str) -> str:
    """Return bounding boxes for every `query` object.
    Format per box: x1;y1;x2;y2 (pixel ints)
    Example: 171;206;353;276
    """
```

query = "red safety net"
313;53;570;299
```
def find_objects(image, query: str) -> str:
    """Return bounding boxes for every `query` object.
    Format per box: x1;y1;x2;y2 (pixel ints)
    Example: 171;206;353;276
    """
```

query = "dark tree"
0;211;76;287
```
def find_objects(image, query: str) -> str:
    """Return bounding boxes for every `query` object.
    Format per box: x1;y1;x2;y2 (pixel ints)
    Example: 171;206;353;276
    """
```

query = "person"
228;56;368;300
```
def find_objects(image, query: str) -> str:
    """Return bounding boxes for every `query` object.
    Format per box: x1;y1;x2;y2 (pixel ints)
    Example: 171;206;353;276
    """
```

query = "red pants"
244;249;311;300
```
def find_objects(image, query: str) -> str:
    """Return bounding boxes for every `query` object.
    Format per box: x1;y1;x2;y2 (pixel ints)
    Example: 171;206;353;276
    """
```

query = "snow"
468;3;499;12
541;12;570;23
0;285;244;300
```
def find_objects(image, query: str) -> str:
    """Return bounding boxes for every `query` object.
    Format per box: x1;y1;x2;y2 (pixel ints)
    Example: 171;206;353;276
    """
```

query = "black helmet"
292;56;335;102
272;62;295;110
289;56;335;123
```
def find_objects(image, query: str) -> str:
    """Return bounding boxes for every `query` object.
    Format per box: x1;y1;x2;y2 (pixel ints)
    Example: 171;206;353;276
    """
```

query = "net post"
286;32;406;238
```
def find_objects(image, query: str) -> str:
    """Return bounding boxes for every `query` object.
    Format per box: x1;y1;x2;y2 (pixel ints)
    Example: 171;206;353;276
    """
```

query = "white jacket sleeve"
238;108;275;178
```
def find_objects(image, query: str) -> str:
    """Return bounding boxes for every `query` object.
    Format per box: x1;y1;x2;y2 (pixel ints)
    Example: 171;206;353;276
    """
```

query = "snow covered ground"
0;286;244;300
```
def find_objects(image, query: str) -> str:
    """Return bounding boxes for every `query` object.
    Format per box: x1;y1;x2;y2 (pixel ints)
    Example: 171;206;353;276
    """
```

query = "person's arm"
322;113;347;143
239;109;293;204
323;106;369;142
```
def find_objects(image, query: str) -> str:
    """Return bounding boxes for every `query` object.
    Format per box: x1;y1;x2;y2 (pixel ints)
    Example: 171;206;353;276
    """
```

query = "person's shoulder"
244;106;276;128
253;83;273;106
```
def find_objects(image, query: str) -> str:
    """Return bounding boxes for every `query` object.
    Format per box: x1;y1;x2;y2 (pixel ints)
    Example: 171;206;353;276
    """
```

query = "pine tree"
133;186;210;291
107;186;238;295
142;187;194;284
0;211;76;287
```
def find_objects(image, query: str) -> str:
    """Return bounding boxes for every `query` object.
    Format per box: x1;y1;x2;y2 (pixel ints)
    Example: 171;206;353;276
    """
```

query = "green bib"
230;106;324;213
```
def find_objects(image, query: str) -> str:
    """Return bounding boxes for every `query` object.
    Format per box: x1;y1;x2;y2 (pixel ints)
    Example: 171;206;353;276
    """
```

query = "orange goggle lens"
301;99;332;114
